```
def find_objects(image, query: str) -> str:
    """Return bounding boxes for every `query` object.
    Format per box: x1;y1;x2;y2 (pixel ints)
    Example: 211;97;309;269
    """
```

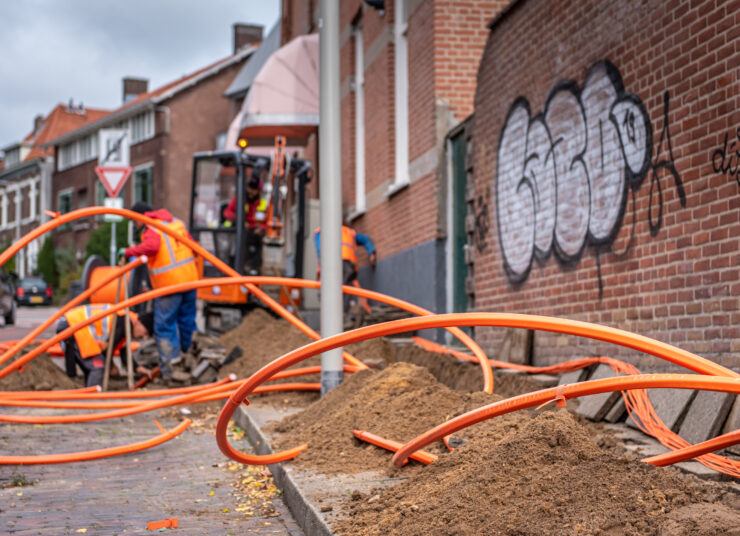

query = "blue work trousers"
154;289;197;377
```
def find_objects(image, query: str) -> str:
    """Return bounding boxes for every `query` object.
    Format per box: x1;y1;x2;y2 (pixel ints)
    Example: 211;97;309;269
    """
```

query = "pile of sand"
333;409;739;535
0;345;79;391
269;362;508;474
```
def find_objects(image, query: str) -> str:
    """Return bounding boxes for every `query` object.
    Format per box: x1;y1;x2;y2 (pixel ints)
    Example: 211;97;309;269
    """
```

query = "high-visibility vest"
147;218;198;289
314;226;358;265
64;305;138;359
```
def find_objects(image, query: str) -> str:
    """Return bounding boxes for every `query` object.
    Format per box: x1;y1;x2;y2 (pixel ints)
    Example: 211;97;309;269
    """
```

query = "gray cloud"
0;0;279;149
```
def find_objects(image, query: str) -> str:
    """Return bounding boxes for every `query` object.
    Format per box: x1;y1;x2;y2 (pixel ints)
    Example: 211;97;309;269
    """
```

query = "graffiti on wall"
495;60;685;295
712;128;739;186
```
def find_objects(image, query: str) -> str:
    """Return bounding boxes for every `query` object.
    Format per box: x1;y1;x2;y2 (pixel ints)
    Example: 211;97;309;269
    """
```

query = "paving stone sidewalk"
0;404;303;535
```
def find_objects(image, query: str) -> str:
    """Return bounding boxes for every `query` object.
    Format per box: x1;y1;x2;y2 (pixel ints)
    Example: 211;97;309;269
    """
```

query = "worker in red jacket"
223;174;267;275
124;202;198;384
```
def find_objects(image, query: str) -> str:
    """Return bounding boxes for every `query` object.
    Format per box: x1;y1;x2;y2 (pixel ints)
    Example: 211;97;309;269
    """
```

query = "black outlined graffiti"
474;187;490;253
648;92;686;236
712;127;740;186
495;60;684;295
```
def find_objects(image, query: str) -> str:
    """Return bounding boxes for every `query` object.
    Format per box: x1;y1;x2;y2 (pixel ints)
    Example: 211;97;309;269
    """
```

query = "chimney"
33;115;45;134
122;77;149;104
233;23;263;53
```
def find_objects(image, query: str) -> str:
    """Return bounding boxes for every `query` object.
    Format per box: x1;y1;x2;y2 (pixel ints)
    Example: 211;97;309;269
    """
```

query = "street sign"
103;197;124;222
98;129;130;167
95;166;132;197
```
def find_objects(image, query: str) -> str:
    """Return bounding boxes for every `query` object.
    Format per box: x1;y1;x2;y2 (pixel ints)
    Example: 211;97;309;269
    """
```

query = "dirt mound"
334;410;739;536
0;347;79;391
269;362;507;474
392;342;544;396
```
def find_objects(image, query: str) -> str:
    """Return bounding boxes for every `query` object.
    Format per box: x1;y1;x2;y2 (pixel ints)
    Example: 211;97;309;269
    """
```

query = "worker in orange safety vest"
124;202;199;384
314;221;376;311
56;304;153;387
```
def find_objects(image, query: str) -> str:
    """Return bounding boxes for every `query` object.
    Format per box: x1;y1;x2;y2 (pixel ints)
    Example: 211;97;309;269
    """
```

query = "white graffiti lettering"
495;61;662;286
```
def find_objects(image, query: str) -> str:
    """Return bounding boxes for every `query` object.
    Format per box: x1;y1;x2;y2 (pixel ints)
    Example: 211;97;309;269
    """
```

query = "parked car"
16;277;52;306
0;271;16;325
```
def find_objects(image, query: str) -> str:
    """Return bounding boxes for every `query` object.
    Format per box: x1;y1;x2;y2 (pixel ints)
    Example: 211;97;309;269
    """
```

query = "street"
0;306;59;341
0;305;303;535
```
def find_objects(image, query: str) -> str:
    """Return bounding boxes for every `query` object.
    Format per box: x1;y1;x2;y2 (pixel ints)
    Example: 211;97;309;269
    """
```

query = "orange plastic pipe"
0;376;243;423
0;256;145;368
215;313;738;466
642;429;740;466
391;374;740;467
0;207;365;370
0;376;235;400
353;429;437;465
0;419;191;465
0;383;320;409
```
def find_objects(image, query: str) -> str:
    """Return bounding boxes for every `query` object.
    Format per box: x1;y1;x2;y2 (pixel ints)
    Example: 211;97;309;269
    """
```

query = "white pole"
319;0;344;396
110;221;117;266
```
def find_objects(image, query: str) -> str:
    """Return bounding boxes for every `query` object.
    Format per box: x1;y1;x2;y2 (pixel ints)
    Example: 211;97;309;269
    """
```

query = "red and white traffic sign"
94;166;132;197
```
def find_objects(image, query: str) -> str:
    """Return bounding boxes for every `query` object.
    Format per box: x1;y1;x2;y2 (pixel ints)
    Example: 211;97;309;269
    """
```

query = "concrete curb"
233;405;334;536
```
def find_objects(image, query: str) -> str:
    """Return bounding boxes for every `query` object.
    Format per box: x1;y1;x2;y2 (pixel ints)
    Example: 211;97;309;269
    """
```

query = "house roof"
44;45;258;148
224;22;281;100
17;104;111;161
1;104;110;170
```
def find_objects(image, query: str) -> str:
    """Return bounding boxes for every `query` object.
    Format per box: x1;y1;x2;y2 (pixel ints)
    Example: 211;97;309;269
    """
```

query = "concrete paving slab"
528;374;559;387
557;368;590;386
678;390;736;446
627;388;695;431
722;396;740;455
573;364;621;421
604;397;627;423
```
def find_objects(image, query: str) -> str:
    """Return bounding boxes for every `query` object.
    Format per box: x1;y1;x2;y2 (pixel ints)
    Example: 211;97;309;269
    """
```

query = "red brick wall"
472;0;740;369
163;60;246;222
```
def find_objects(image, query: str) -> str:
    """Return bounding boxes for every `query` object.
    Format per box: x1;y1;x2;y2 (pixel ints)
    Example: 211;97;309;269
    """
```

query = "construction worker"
124;202;198;383
56;305;153;387
314;220;376;311
223;173;267;275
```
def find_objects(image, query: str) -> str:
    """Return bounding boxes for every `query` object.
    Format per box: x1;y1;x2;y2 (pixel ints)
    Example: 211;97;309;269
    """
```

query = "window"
4;148;20;168
133;165;153;205
58;189;74;229
129;111;154;144
353;21;366;213
392;0;409;189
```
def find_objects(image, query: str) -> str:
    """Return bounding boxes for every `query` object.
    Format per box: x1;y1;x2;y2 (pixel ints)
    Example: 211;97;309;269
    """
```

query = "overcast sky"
0;0;280;151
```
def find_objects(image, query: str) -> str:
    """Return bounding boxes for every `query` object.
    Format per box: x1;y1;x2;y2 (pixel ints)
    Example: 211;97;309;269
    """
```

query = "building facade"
0;104;109;276
471;0;739;369
281;0;509;319
47;25;261;258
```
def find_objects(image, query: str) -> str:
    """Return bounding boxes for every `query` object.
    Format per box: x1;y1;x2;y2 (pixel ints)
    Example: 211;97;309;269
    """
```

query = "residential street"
0;305;302;535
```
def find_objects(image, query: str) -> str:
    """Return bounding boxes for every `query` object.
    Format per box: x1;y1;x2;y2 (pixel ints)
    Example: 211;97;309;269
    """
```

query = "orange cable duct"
0;206;366;370
214;313;739;471
0;419;191;465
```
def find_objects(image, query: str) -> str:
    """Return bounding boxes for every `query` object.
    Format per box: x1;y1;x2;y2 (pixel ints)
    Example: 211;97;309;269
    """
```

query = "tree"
37;236;58;287
85;222;130;262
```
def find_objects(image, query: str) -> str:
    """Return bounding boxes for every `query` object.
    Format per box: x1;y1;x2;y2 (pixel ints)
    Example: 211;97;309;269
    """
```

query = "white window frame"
391;0;409;190
353;22;366;214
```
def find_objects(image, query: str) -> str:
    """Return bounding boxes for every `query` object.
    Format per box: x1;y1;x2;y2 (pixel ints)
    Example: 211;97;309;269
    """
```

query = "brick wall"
322;0;507;262
160;60;246;223
472;0;740;369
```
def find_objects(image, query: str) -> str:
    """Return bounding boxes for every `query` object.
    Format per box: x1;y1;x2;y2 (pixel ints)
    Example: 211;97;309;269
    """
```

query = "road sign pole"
110;221;117;266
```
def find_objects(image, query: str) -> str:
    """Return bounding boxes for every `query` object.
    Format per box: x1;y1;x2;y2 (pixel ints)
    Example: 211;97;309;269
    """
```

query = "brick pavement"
0;404;303;535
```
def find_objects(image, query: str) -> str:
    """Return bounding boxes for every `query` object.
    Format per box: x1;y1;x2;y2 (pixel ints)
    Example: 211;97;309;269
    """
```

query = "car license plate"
30;296;43;304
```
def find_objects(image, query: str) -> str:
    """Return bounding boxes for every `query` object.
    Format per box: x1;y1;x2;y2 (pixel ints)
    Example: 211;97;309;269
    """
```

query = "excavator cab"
189;147;311;330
